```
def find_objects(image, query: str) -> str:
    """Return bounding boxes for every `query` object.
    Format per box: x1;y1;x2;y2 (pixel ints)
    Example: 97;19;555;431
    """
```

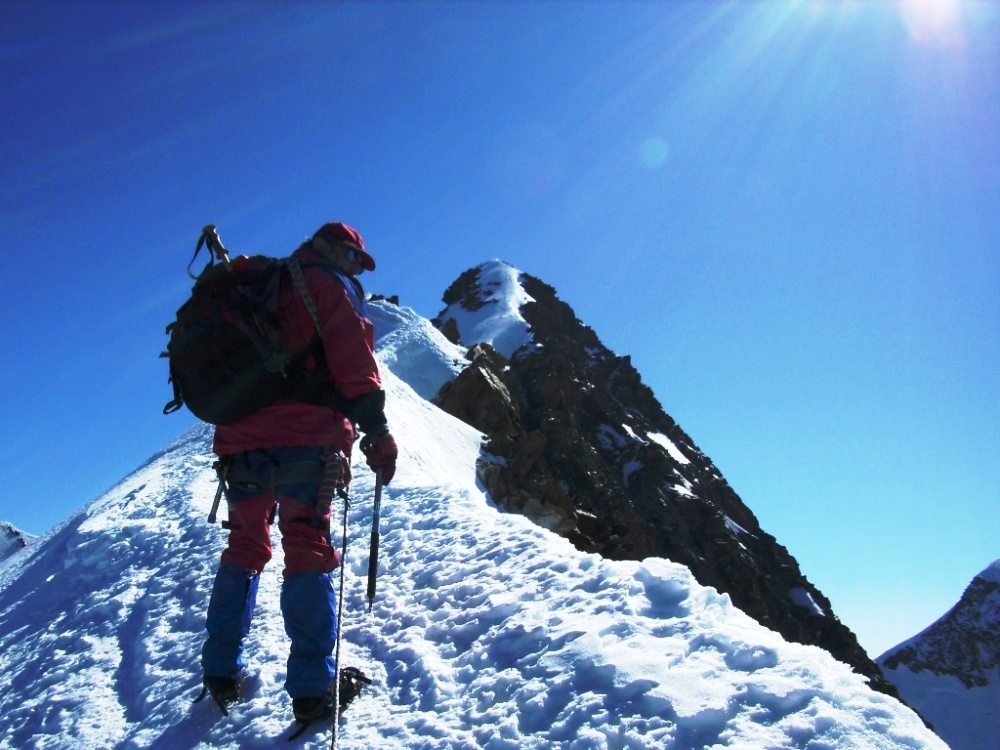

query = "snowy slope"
0;299;946;750
879;560;1000;750
367;299;467;401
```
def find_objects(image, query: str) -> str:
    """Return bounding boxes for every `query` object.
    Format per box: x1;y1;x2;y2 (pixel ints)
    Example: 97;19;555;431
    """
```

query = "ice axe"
187;223;232;277
366;469;385;612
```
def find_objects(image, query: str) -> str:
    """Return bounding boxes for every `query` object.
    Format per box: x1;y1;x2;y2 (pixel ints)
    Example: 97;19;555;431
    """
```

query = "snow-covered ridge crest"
434;259;535;359
0;297;947;748
980;557;1000;585
366;297;468;401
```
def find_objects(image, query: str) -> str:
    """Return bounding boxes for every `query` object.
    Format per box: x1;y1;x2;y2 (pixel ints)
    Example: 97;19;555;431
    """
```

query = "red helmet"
313;222;376;271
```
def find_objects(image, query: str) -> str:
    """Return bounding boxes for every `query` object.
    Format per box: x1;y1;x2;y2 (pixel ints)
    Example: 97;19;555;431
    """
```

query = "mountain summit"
0;293;945;748
878;560;1000;750
433;260;893;695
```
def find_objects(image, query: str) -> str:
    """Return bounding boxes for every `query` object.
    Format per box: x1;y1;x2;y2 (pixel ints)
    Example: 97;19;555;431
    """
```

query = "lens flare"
898;0;964;44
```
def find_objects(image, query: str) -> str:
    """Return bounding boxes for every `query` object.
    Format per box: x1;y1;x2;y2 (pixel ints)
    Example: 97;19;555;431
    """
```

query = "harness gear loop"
209;454;345;530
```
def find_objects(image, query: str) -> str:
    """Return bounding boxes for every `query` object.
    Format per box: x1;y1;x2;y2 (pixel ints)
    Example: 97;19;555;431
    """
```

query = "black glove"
360;431;398;485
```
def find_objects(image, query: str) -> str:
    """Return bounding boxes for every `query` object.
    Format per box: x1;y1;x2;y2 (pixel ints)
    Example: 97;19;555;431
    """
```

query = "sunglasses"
320;235;364;268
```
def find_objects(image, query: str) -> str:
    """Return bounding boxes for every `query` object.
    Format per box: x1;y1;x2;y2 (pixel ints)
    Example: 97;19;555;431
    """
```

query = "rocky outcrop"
433;262;900;698
877;561;1000;748
0;522;34;565
880;563;1000;689
435;343;578;535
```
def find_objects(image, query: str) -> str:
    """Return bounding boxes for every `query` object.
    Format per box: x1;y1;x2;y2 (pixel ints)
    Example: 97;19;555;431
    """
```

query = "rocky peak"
435;260;534;358
880;561;1000;688
0;522;34;565
875;561;1000;748
432;261;898;697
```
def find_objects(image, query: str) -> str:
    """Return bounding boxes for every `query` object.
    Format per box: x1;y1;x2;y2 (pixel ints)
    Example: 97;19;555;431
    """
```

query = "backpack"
162;225;344;425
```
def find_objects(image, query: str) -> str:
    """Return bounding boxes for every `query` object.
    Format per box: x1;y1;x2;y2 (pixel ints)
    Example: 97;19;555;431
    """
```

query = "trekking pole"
366;469;385;612
331;487;350;750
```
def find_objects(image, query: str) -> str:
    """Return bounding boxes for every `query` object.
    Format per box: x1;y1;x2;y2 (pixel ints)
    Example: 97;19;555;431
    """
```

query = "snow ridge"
367;299;467;401
0;300;946;749
434;260;534;358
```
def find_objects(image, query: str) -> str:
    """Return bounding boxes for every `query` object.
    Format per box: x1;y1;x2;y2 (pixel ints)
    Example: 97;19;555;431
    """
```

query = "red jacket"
213;245;382;457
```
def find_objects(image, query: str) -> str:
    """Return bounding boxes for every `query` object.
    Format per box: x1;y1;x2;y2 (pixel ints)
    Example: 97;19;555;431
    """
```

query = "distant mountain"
0;295;945;748
0;522;34;564
432;260;898;698
878;560;1000;750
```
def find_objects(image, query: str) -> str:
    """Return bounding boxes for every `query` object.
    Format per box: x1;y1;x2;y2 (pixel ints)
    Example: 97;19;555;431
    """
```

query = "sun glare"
898;0;964;44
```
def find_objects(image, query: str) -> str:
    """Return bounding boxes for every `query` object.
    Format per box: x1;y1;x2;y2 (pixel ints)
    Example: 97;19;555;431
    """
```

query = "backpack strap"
162;377;183;415
281;257;350;413
285;258;322;335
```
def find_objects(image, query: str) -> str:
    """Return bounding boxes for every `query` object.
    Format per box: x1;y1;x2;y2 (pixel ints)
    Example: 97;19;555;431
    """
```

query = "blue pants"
201;446;342;698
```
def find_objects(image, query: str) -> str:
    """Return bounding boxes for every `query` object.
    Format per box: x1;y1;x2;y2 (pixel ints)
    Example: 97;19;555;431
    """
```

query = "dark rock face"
433;264;899;697
875;563;999;746
0;522;33;565
880;568;1000;689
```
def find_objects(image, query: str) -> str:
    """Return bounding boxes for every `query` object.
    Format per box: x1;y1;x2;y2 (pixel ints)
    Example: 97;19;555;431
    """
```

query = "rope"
331;487;350;750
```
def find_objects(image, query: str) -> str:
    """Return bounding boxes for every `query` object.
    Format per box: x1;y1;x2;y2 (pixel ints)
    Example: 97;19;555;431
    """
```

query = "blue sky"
1;1;997;658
